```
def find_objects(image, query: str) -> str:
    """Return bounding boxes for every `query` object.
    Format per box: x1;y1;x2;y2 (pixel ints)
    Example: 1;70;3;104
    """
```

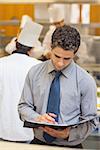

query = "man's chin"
56;67;64;71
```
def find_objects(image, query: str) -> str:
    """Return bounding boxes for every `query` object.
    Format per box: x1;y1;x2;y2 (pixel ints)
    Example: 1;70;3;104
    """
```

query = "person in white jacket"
0;20;43;143
43;4;65;52
5;15;32;54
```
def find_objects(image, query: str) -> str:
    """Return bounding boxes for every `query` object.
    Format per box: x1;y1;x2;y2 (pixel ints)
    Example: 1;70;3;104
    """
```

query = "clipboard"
24;116;99;130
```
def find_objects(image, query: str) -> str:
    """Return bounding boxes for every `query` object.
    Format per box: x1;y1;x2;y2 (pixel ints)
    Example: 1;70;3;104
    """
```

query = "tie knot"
55;71;62;78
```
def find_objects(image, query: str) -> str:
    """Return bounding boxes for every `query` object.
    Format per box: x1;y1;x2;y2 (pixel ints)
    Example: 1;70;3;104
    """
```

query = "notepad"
24;116;99;130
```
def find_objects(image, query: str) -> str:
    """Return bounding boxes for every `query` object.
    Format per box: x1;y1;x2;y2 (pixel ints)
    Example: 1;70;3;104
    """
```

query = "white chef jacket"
43;26;56;51
0;53;41;141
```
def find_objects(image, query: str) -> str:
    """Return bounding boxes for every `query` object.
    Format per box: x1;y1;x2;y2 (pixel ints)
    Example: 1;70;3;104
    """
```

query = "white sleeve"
43;28;55;51
5;37;17;54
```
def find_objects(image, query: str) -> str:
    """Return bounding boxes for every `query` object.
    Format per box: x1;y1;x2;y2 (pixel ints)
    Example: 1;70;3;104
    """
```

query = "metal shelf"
79;64;100;72
36;19;100;28
0;20;19;26
0;19;100;29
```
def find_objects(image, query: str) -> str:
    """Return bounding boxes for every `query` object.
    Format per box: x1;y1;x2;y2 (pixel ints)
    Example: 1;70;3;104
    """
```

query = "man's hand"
35;113;57;124
41;126;70;139
35;113;70;139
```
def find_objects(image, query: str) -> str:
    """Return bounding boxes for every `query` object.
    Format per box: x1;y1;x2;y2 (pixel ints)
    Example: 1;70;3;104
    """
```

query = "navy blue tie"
43;71;62;143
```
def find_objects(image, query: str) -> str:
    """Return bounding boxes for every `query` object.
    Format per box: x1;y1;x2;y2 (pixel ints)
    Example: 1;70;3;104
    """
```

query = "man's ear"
73;55;79;62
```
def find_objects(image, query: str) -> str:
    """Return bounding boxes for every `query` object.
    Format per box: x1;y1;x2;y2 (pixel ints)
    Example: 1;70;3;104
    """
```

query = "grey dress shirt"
18;60;97;146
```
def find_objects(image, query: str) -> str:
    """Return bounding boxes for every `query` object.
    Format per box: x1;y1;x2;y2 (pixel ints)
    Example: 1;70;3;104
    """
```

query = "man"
0;20;42;142
5;15;32;54
43;4;65;51
18;25;97;148
5;15;44;59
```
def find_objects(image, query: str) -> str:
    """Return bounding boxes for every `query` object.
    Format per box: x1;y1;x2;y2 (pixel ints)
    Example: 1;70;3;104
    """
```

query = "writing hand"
35;113;57;124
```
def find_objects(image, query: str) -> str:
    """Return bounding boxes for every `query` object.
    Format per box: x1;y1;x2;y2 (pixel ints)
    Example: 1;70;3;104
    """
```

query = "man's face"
51;47;75;71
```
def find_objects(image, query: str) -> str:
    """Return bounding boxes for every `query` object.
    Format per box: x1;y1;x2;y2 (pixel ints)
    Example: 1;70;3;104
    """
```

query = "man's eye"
64;58;71;60
55;54;60;58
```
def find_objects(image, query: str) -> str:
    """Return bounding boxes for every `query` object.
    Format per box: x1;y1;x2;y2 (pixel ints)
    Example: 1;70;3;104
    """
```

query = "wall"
90;4;100;35
0;4;34;36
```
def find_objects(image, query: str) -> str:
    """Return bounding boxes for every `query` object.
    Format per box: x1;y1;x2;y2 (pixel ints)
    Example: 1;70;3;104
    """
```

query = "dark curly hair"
51;25;81;53
12;42;32;55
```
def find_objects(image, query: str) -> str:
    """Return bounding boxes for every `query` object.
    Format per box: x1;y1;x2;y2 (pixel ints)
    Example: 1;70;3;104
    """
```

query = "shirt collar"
47;60;55;74
47;60;75;78
62;60;75;78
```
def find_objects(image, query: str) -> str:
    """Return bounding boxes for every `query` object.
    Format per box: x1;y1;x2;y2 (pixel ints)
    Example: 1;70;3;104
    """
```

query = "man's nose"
57;59;64;67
